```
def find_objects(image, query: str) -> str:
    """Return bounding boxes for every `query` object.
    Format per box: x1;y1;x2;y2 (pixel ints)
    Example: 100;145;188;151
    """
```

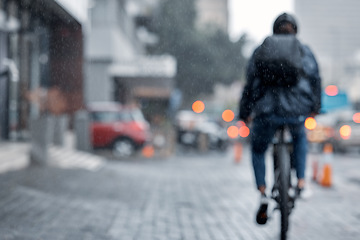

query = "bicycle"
270;125;298;240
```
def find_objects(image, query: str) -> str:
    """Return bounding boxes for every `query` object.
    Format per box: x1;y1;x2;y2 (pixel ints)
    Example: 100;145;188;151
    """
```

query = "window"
91;110;132;123
91;111;120;123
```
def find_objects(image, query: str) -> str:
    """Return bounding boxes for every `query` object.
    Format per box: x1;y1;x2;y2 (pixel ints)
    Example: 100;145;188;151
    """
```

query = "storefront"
0;1;20;140
109;55;177;121
0;0;84;140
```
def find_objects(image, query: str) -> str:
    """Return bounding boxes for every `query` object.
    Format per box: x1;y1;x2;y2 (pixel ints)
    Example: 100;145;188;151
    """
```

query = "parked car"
306;109;354;152
88;102;150;157
306;124;334;145
331;119;360;153
175;110;228;151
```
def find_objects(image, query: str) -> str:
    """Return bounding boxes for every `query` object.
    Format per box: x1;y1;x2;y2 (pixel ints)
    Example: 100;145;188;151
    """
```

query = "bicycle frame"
271;125;296;240
272;126;294;197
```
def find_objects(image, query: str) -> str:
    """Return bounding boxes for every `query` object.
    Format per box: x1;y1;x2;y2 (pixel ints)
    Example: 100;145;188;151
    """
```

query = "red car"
88;102;150;157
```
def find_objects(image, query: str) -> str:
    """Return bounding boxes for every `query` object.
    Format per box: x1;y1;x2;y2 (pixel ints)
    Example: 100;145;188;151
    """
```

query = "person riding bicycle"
238;13;322;225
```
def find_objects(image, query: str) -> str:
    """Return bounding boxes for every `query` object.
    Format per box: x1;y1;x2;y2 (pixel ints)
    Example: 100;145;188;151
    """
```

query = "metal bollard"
74;110;91;152
53;115;69;146
29;115;55;165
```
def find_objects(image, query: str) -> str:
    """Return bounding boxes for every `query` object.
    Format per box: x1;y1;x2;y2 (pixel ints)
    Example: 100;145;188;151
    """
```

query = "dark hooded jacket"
239;41;321;120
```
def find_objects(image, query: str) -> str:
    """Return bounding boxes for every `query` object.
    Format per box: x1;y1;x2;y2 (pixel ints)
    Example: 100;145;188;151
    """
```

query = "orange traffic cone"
234;141;243;163
319;143;333;187
320;164;332;187
142;145;155;158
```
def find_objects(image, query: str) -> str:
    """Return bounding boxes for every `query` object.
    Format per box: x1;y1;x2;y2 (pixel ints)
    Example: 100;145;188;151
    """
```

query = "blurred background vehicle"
331;115;360;153
175;110;229;151
88;102;150;158
307;109;360;153
306;124;334;146
306;113;336;152
306;88;358;153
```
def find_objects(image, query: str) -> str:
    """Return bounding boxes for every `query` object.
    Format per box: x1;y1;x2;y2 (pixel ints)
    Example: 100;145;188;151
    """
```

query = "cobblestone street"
0;145;359;240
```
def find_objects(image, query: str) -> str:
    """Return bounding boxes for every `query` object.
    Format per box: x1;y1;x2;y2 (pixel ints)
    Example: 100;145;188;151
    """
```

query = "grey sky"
228;0;294;43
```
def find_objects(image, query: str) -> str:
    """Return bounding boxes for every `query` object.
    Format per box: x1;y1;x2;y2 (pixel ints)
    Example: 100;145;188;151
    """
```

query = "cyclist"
238;13;322;224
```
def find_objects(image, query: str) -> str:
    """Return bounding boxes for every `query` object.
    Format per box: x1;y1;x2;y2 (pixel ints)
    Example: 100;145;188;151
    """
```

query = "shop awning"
109;55;177;78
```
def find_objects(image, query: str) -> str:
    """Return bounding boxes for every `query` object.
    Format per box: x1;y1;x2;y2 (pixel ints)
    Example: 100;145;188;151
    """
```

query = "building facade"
0;0;84;140
85;0;176;120
195;0;229;33
86;0;145;103
295;0;360;101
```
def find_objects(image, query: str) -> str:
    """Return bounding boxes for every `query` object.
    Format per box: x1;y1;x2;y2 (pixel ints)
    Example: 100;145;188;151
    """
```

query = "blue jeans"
251;115;307;189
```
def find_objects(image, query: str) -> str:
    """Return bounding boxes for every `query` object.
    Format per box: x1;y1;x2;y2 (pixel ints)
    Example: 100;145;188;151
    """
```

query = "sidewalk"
0;131;105;174
0;141;29;174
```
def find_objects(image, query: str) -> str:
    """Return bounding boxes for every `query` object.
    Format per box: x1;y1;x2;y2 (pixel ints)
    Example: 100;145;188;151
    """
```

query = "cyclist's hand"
309;112;318;118
245;117;253;125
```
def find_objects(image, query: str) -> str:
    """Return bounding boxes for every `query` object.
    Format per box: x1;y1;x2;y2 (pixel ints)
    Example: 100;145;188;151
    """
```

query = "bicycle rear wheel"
278;143;291;240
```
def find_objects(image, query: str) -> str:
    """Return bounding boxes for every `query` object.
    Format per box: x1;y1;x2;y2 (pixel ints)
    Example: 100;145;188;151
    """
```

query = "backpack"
254;35;303;86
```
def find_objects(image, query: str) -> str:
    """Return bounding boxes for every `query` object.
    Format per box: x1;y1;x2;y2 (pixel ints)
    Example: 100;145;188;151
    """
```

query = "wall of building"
85;60;112;102
0;0;84;140
295;0;360;101
0;0;20;139
0;29;9;139
85;0;146;103
85;0;177;123
50;22;84;114
195;0;229;33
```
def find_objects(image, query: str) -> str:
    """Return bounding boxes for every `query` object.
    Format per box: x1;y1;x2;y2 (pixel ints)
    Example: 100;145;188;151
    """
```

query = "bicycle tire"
278;143;291;240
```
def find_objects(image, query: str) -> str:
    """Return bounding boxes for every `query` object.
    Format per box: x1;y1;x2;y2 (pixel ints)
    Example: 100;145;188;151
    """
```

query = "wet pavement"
0;143;359;240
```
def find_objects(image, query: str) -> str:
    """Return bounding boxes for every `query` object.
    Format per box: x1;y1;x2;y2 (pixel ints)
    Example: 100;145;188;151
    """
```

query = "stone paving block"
0;146;359;239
